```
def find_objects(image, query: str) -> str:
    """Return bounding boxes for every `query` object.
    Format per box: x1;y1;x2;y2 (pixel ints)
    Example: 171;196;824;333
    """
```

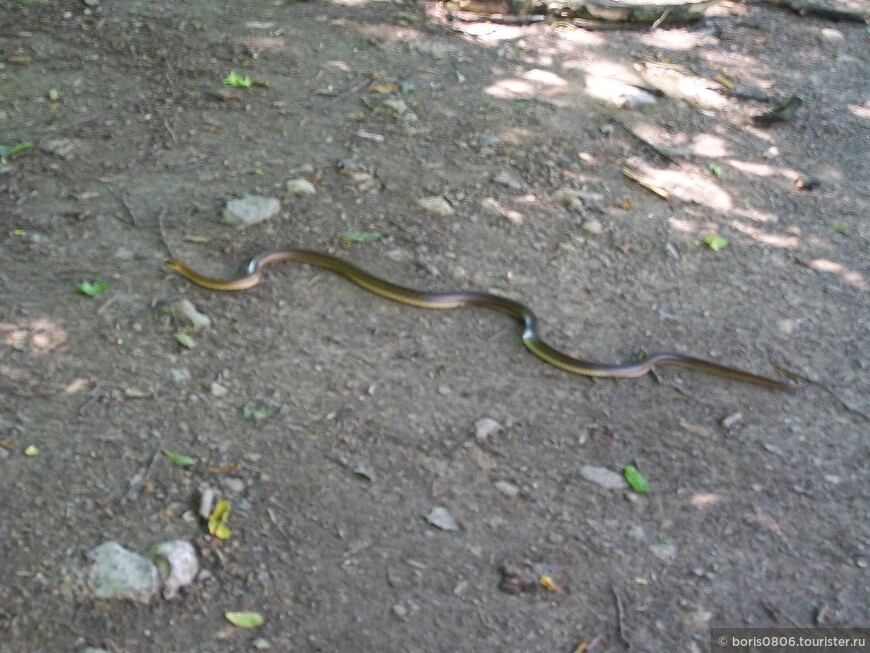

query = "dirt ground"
1;1;868;651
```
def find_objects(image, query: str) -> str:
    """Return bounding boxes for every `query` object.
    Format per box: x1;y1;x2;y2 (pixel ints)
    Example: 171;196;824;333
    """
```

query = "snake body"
165;248;801;391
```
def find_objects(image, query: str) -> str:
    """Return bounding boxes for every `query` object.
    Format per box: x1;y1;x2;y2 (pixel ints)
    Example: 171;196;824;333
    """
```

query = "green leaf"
707;163;723;178
341;230;382;244
75;280;108;296
12;228;26;236
24;444;40;457
0;141;35;157
223;71;252;88
225;611;264;628
624;465;649;493
174;330;196;349
704;235;728;252
243;404;271;422
833;223;850;236
163;450;196;467
48;88;60;101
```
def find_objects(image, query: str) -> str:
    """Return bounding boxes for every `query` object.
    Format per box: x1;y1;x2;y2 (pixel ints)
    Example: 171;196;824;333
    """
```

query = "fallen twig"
607;113;677;165
622;165;671;199
157;205;173;258
119;190;140;227
612;585;631;649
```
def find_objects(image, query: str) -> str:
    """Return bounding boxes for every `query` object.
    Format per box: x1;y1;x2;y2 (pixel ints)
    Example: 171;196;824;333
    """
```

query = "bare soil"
1;1;868;652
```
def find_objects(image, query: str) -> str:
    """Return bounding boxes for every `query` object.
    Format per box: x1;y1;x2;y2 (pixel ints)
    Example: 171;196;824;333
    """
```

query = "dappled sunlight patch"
726;159;823;189
667;214;719;238
1;318;68;354
572;58;638;81
691;492;725;508
730;220;800;249
460;22;525;42
730;206;779;224
325;60;351;72
701;51;775;90
523;68;567;87
485;77;535;99
64;377;90;394
802;258;869;291
640;27;718;51
553;26;605;47
626;160;732;210
849;101;870;120
636;61;727;109
691;133;730;158
485;70;569;105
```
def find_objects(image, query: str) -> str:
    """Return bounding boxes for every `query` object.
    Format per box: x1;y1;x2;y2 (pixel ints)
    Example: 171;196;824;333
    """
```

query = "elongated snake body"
165;248;801;391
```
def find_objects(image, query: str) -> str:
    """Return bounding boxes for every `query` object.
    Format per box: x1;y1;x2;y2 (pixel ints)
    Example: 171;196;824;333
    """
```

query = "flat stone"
87;541;158;604
222;195;281;227
580;465;627;490
286;178;316;196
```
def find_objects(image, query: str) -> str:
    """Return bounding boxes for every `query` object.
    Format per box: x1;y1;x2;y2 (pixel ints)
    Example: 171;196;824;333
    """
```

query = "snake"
165;248;802;392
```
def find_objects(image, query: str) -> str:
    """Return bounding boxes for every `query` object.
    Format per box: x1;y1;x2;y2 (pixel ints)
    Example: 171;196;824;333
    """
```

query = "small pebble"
581;218;603;236
425;506;459;532
286;178;316;196
168;368;192;383
493;171;523;191
223;195;281;227
777;319;796;335
494;480;520;498
820;28;845;44
720;412;743;430
170;299;211;332
649;542;677;562
474;417;503;444
417;196;454;216
580;465;627;490
222;477;246;495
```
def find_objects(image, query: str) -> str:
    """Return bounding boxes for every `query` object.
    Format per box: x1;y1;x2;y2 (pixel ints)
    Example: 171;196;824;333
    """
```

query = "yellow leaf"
225;611;264;628
539;575;559;592
367;81;399;94
208;499;232;539
24;444;40;457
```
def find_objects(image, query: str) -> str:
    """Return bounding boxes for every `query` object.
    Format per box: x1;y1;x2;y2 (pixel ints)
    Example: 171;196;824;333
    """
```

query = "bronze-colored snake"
165;248;802;391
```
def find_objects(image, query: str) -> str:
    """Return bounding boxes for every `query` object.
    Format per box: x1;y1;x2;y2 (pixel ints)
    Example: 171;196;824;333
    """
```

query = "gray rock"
493;171;524;191
87;541;158;604
39;138;77;158
580;465;627;490
223;195;281;227
147;540;199;600
425;506;459;531
473;417;503;444
417;196;454;216
286;178;317;196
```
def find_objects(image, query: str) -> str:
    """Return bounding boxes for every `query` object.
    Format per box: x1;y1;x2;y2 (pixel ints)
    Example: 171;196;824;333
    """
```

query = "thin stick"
157;205;173;258
612;585;631;649
120;189;139;227
608;113;677;165
650;7;671;30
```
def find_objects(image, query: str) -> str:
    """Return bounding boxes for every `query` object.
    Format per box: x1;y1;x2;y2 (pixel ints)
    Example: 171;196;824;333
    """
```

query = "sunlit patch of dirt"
1;319;68;354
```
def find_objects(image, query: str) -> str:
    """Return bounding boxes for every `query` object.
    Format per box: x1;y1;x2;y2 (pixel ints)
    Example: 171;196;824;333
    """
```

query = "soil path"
1;1;868;651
